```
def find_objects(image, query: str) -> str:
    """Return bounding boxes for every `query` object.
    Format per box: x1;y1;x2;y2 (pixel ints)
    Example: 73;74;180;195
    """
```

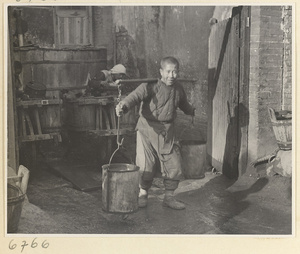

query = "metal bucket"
102;163;139;213
180;140;206;179
7;184;25;233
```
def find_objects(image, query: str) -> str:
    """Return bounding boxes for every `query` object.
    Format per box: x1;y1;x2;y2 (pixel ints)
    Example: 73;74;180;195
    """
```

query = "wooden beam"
20;133;61;142
44;78;200;92
88;129;134;136
17;99;62;107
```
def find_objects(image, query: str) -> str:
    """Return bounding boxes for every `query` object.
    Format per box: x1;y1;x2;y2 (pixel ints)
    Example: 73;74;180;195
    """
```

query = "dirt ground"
15;157;292;235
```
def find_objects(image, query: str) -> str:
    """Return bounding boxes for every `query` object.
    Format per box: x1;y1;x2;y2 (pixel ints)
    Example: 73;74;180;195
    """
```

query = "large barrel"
118;96;139;130
66;96;115;131
180;140;206;179
102;163;139;213
39;99;63;133
14;48;107;99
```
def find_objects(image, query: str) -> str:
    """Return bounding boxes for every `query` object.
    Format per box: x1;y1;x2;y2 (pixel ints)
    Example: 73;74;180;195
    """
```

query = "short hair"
160;56;179;69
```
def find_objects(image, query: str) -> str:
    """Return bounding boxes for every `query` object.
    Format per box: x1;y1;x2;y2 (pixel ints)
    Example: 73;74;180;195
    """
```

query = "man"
115;57;195;210
86;64;128;97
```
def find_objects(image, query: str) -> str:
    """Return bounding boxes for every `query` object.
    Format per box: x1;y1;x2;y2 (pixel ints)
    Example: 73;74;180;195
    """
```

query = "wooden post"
7;7;19;172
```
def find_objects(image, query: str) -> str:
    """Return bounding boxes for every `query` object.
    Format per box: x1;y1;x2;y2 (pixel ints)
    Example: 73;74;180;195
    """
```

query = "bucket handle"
108;116;124;165
268;107;277;122
108;84;124;166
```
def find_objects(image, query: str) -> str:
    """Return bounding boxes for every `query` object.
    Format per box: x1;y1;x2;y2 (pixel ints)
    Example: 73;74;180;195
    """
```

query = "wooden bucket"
268;108;292;150
7;184;25;233
180;140;206;179
102;163;139;213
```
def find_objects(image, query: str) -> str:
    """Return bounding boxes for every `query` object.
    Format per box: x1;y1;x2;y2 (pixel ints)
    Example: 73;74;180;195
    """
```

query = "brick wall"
282;6;293;111
248;6;292;162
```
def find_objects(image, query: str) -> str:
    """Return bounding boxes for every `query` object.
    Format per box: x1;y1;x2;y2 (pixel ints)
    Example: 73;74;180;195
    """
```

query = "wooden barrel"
39;101;62;133
7;184;25;233
119;106;138;130
180;140;206;179
15;48;107;99
102;163;139;213
268;108;292;150
66;99;96;131
66;97;114;131
117;96;139;130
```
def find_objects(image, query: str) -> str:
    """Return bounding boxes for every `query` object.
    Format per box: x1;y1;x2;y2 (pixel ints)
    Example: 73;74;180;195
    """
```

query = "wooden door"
207;8;241;179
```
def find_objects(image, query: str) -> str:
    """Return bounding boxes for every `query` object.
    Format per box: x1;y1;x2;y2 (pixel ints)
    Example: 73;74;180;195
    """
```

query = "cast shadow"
222;102;249;179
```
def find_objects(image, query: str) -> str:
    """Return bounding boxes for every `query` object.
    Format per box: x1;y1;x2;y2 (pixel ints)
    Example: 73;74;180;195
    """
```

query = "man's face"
160;63;179;86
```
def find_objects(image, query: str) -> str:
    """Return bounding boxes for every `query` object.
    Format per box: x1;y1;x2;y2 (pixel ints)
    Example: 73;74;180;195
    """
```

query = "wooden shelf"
19;133;62;142
17;99;62;107
88;128;135;136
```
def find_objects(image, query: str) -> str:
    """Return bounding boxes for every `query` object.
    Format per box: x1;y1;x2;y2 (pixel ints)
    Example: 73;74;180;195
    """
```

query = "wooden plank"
77;97;114;105
82;16;88;45
88;128;133;136
102;108;111;130
17;99;62;107
56;8;87;18
20;60;107;65
80;17;84;44
18;110;23;137
70;18;76;44
20;133;60;142
59;17;64;45
96;106;100;130
64;17;70;45
99;105;103;129
24;111;34;135
7;16;19;170
110;105;117;129
33;108;42;134
20;110;27;136
75;17;81;44
238;6;250;175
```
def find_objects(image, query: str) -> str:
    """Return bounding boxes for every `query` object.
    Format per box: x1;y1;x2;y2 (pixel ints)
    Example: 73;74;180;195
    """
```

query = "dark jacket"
122;80;195;154
122;79;194;122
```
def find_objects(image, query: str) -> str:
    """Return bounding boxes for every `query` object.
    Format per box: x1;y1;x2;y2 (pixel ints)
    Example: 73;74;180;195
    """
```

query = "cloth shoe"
163;196;185;210
138;195;148;208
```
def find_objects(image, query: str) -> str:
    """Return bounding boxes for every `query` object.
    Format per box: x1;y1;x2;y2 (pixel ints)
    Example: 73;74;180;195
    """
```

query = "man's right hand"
115;102;124;117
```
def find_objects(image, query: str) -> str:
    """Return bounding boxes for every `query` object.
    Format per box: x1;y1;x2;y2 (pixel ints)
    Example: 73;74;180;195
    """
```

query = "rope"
108;84;124;166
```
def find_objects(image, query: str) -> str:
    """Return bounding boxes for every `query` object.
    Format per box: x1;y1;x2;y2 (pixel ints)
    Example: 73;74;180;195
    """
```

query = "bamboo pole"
46;78;199;91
